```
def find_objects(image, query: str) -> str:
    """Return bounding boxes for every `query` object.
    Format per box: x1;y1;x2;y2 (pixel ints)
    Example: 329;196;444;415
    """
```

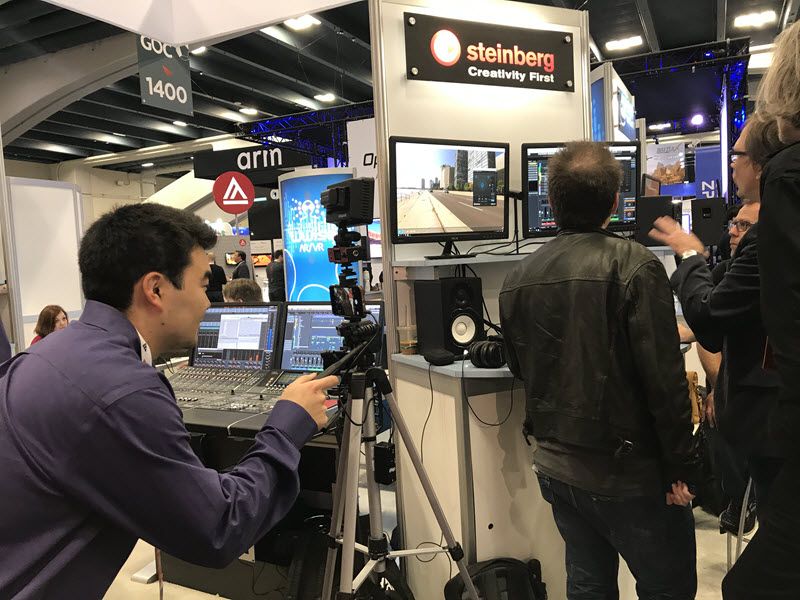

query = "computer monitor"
280;303;384;372
191;303;282;370
521;142;640;238
642;173;662;197
389;137;509;244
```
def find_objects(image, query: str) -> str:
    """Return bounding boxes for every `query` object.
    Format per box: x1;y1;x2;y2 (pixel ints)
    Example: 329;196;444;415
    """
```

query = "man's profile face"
729;203;760;256
160;247;211;350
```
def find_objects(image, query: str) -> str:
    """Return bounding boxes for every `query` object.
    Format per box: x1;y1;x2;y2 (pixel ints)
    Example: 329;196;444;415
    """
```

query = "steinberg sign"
404;12;575;92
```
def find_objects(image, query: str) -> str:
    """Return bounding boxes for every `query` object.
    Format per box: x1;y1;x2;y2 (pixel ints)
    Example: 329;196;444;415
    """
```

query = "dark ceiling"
0;0;797;170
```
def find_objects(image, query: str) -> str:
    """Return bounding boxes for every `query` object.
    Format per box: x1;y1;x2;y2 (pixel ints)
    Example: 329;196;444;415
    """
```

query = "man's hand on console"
281;373;340;430
649;217;707;257
666;481;696;507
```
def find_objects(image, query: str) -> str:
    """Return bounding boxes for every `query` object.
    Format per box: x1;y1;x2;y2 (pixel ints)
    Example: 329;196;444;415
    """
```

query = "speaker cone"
450;313;478;346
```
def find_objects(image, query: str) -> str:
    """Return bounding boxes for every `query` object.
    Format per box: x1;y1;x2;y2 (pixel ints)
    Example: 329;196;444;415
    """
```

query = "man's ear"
138;272;165;309
611;192;620;215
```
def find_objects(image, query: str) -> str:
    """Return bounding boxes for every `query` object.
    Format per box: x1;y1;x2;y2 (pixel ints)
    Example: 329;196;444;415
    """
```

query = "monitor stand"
425;241;476;260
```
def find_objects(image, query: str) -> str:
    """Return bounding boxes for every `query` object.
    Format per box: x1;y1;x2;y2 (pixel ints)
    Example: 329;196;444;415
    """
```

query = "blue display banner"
591;79;606;142
694;145;721;198
279;170;353;301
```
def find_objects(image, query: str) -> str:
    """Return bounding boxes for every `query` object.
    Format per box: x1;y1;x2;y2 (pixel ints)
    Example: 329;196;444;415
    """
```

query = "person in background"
265;250;286;302
0;204;337;598
500;141;699;600
206;252;227;303
231;251;250;280
651;115;785;532
223;279;264;303
30;305;69;345
721;20;800;600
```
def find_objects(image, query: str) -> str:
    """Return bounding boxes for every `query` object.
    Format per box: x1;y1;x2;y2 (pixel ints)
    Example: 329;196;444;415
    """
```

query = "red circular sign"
430;29;461;67
213;171;255;214
238;238;247;247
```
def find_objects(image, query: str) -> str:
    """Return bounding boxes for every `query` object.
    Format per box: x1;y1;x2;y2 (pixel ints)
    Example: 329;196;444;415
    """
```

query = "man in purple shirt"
0;204;337;599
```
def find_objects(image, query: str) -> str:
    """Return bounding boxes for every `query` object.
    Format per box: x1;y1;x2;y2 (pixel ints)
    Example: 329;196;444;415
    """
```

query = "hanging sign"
137;36;193;116
404;12;575;92
194;146;311;185
213;171;255;214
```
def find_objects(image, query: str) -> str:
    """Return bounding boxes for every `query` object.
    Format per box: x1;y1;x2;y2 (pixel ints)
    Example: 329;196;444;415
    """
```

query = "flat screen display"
390;137;509;243
522;142;640;237
192;304;281;370
252;253;272;267
280;303;383;372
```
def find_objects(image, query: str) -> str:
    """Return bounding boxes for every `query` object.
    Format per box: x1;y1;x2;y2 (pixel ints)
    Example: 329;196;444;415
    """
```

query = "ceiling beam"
780;0;800;30
634;0;660;51
85;87;232;134
316;16;370;52
19;129;129;154
0;10;94;50
6;137;94;158
47;111;182;145
255;28;373;90
717;0;727;40
30;121;146;149
0;1;60;30
0;21;120;67
60;101;196;142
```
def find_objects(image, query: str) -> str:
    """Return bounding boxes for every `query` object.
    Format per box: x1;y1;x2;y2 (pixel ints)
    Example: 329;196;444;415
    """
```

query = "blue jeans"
537;474;697;600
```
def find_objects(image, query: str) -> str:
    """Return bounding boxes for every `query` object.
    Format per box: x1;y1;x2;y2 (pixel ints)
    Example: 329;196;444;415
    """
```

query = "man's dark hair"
236;250;247;261
274;249;283;260
547;141;623;230
79;204;217;310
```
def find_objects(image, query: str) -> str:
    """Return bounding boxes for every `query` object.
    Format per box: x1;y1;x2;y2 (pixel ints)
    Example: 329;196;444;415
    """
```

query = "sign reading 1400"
137;36;194;116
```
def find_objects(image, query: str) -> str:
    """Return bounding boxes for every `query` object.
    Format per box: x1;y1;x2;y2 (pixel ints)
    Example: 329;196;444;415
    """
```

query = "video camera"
319;177;379;372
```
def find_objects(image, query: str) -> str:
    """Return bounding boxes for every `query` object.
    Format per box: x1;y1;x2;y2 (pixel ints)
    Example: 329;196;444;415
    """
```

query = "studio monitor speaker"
414;277;485;355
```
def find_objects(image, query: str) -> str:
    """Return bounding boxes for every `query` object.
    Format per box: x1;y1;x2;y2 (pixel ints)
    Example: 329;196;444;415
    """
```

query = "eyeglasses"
729;219;754;232
730;150;748;162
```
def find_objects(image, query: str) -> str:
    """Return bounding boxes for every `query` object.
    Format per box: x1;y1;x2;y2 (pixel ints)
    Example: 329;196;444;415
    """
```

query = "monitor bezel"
520;141;641;239
280;301;384;373
189;302;284;370
389;136;510;244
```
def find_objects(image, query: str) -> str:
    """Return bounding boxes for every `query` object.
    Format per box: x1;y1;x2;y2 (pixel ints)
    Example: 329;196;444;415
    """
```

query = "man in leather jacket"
500;141;700;600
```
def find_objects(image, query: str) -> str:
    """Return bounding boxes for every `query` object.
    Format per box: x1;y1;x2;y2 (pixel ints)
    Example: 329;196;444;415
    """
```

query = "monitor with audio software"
389;137;509;244
281;303;384;372
191;303;282;370
522;142;640;237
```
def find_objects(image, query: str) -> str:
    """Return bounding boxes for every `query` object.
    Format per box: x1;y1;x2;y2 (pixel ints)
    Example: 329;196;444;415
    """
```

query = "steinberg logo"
430;29;461;67
466;42;555;73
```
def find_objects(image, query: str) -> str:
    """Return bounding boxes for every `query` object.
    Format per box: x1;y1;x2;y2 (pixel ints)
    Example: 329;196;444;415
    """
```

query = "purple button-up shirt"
0;300;316;599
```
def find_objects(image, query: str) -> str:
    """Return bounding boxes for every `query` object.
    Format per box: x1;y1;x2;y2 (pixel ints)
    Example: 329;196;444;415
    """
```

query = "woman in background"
30;305;69;346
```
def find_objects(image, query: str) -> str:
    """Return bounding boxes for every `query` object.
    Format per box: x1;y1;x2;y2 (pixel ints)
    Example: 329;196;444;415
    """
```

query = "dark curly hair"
79;204;216;310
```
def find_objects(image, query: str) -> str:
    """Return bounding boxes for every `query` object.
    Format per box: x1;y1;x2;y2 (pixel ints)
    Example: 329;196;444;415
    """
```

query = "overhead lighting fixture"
314;93;336;102
112;132;126;137
690;114;705;126
239;107;258;116
141;162;154;168
605;36;643;52
190;46;207;55
172;120;187;127
648;122;672;131
267;135;291;143
750;43;775;52
284;14;321;30
734;10;777;29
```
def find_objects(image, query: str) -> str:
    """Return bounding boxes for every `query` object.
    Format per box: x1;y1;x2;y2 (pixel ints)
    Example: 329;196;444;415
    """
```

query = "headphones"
468;335;506;369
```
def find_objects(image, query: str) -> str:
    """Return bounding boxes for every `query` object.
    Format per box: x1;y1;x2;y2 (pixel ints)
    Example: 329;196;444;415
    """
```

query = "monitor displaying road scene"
390;138;508;243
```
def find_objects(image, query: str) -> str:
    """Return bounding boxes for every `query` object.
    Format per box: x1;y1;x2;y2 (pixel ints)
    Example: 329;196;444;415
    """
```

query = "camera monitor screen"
192;304;281;370
281;303;383;372
389;137;509;243
522;142;640;237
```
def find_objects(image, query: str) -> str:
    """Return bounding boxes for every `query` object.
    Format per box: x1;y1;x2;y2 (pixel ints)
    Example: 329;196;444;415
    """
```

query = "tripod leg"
322;397;354;600
339;395;364;595
362;388;387;576
385;391;480;600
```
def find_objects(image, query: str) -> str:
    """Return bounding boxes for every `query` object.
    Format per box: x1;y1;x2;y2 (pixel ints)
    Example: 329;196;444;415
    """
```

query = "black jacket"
672;225;781;457
232;261;250;280
206;263;227;303
759;141;800;452
500;229;699;494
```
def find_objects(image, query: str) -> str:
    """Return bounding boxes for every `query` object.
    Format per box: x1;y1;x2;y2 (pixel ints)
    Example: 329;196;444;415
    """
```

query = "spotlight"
690;114;704;126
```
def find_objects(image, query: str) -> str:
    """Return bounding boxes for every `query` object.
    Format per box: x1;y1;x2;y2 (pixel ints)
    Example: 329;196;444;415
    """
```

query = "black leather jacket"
500;229;700;492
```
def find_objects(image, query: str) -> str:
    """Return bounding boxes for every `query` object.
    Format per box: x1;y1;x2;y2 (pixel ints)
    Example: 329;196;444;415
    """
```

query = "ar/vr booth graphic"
278;168;354;302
